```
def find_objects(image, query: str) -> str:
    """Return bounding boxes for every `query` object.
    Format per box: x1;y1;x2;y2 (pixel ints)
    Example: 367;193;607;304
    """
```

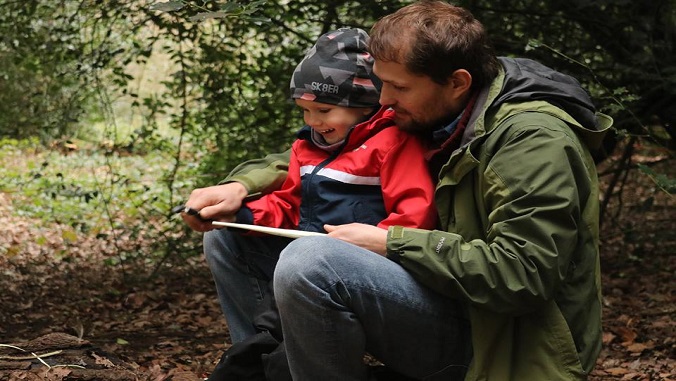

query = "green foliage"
1;139;170;229
0;137;199;269
0;3;85;140
463;0;675;148
637;163;676;195
0;1;154;143
150;0;270;23
2;0;674;266
3;0;673;161
142;0;413;182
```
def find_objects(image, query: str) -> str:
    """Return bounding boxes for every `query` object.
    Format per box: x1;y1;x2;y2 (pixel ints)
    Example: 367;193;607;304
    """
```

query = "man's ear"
450;69;472;95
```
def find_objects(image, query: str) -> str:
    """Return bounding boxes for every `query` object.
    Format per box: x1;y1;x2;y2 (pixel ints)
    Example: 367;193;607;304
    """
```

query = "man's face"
373;59;464;134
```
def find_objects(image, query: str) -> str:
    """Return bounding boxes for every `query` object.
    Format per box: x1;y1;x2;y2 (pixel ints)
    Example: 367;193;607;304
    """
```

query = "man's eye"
319;109;331;114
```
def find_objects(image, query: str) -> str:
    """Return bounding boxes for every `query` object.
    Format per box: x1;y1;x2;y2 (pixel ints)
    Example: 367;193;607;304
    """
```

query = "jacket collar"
296;106;394;152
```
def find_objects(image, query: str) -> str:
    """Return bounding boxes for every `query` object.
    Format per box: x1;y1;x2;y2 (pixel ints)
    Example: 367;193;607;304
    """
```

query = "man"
182;1;612;380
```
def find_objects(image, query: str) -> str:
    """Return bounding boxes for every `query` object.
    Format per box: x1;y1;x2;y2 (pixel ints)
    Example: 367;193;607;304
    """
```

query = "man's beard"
395;111;457;138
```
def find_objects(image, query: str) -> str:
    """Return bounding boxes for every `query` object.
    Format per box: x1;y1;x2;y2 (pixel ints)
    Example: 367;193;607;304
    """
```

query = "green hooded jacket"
386;58;612;380
225;57;613;380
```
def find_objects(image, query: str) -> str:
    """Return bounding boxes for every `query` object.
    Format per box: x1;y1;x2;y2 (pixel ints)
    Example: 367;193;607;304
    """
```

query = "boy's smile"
295;99;375;145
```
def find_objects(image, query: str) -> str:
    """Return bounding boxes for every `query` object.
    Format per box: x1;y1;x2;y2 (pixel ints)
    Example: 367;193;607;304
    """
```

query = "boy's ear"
362;107;376;116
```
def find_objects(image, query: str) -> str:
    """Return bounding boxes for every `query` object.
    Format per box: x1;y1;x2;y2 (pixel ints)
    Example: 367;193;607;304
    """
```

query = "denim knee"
202;229;221;261
202;229;238;268
275;236;331;276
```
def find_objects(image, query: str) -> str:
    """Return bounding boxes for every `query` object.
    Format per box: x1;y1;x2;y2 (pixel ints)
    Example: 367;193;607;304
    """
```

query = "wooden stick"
212;221;325;239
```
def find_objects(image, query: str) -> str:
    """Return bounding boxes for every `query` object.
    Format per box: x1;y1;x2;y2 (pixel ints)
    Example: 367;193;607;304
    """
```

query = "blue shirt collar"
431;111;463;146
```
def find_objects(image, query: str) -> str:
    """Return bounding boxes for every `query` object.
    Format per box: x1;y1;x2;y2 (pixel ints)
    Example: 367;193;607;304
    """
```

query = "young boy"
234;27;436;235
205;28;437;381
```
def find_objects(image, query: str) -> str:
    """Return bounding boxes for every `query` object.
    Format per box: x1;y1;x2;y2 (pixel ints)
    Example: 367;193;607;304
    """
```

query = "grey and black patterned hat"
290;28;381;108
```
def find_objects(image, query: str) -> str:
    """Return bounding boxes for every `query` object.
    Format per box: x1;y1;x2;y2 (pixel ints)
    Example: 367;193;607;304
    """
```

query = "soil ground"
0;149;674;380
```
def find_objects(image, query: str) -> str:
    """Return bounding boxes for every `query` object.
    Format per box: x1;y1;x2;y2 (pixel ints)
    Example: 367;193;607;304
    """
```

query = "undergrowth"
0;137;200;271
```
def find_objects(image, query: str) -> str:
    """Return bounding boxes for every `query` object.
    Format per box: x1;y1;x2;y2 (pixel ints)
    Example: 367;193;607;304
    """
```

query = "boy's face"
295;99;374;144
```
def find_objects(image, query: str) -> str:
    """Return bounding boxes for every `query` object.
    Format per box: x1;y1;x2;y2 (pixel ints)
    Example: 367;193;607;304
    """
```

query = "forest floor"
0;148;674;380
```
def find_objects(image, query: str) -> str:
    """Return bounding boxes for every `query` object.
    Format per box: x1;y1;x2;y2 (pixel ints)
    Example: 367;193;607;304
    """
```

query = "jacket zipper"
300;131;352;231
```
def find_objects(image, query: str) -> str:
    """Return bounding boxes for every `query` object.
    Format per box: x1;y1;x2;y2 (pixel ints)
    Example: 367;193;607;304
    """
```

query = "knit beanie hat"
290;28;381;108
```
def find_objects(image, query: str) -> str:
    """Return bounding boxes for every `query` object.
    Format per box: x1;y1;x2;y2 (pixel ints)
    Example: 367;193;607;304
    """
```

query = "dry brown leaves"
0;191;228;380
1;147;674;380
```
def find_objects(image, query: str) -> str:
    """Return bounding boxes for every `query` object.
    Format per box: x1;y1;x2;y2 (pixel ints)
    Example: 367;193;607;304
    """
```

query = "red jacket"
239;107;437;232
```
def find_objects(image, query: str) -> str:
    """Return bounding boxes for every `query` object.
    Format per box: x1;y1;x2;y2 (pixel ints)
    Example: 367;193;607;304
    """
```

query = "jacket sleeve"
377;133;437;230
221;149;291;196
241;144;302;229
386;117;593;315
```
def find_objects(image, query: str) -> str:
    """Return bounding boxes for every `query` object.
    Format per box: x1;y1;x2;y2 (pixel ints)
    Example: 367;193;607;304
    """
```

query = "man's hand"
181;182;248;232
324;223;388;256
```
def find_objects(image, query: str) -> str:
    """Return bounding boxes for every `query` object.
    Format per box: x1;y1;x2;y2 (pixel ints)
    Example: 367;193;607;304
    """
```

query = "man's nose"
379;86;395;107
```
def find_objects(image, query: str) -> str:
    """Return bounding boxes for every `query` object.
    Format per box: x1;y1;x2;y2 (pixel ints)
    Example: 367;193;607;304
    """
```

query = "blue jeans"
274;236;471;381
203;229;291;343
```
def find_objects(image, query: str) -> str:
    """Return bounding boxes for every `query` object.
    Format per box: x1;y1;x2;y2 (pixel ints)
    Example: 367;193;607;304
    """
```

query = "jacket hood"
492;57;599;129
468;57;613;151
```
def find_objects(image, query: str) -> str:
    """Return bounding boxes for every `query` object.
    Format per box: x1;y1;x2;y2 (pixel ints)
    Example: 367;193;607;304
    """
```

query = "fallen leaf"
92;351;115;367
615;326;638;344
603;331;616;345
606;367;630;376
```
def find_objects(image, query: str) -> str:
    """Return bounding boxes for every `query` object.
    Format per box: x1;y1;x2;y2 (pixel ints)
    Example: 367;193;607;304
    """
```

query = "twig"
0;344;65;368
0;343;87;370
0;350;63;361
52;364;87;369
641;307;676;317
0;344;25;352
600;137;635;227
33;352;51;368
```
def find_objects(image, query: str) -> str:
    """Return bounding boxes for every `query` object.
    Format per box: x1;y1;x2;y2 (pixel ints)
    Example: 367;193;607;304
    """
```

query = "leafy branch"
526;39;648;138
150;0;270;23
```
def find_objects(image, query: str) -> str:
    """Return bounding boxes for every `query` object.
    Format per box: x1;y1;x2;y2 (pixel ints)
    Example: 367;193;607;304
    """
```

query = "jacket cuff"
235;207;254;225
386;226;406;263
